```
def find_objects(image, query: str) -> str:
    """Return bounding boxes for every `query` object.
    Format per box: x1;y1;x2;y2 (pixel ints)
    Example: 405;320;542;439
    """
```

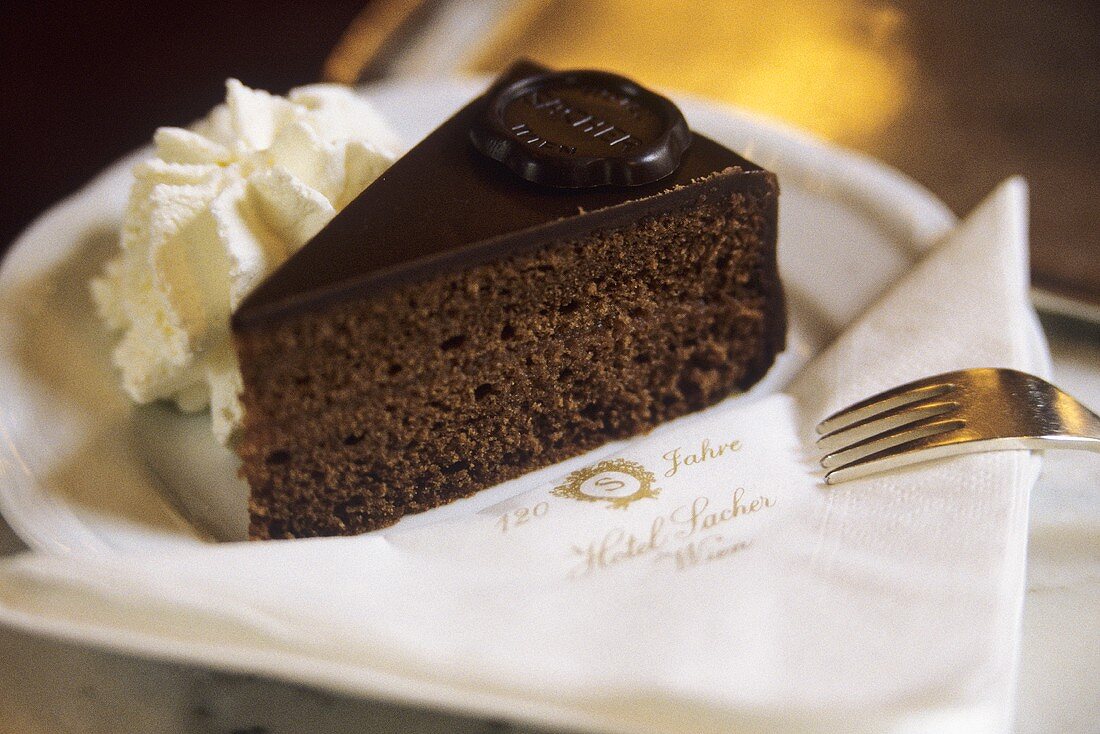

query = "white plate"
0;78;956;556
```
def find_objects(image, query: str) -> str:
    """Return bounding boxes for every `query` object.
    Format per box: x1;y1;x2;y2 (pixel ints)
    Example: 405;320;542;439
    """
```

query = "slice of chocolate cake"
232;62;784;539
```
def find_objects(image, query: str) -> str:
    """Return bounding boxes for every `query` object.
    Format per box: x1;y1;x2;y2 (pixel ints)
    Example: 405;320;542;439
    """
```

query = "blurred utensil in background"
323;0;516;83
323;0;1100;323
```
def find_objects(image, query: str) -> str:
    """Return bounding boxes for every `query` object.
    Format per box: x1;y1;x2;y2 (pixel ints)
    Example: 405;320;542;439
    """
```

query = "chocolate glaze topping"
232;61;769;330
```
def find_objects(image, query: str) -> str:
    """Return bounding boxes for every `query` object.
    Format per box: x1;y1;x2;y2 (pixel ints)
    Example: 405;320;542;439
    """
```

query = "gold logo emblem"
551;459;660;509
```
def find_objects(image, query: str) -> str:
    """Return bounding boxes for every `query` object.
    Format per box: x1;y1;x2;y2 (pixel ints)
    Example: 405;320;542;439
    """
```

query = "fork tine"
820;417;966;469
823;426;977;484
816;398;960;453
815;377;959;436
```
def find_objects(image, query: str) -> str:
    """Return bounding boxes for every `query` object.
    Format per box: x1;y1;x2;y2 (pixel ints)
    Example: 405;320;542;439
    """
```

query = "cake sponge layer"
236;180;781;539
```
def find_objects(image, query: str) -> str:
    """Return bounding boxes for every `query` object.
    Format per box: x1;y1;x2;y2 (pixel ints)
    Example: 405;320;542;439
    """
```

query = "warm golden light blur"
471;0;914;144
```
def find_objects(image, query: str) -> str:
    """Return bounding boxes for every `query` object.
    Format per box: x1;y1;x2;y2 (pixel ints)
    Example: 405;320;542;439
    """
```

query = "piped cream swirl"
92;79;397;442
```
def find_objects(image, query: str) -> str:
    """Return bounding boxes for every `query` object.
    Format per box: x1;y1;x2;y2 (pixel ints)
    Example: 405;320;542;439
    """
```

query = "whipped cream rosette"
92;80;397;442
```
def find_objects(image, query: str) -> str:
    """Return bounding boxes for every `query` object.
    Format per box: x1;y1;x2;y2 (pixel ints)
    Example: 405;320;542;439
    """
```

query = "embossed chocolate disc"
470;69;691;188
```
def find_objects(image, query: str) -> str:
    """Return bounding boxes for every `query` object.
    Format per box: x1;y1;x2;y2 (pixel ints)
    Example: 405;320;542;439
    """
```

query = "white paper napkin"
0;178;1045;734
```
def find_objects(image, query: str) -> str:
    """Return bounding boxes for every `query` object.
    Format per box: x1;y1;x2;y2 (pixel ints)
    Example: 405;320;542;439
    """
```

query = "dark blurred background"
0;0;364;249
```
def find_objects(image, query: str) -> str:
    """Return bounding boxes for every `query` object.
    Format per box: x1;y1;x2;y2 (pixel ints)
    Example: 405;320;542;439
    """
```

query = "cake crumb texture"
236;185;782;539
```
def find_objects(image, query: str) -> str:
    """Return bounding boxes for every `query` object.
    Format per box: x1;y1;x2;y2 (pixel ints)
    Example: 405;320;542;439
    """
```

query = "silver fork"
816;368;1100;484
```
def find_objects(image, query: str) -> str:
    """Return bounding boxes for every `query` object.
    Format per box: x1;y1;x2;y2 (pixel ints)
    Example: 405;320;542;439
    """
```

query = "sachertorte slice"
232;61;784;539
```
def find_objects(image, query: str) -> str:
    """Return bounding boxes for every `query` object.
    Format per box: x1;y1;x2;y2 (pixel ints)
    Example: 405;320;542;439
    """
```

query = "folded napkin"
0;178;1045;734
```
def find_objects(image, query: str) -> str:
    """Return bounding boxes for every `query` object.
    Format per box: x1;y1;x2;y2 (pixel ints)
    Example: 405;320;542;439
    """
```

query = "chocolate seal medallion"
470;69;691;188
